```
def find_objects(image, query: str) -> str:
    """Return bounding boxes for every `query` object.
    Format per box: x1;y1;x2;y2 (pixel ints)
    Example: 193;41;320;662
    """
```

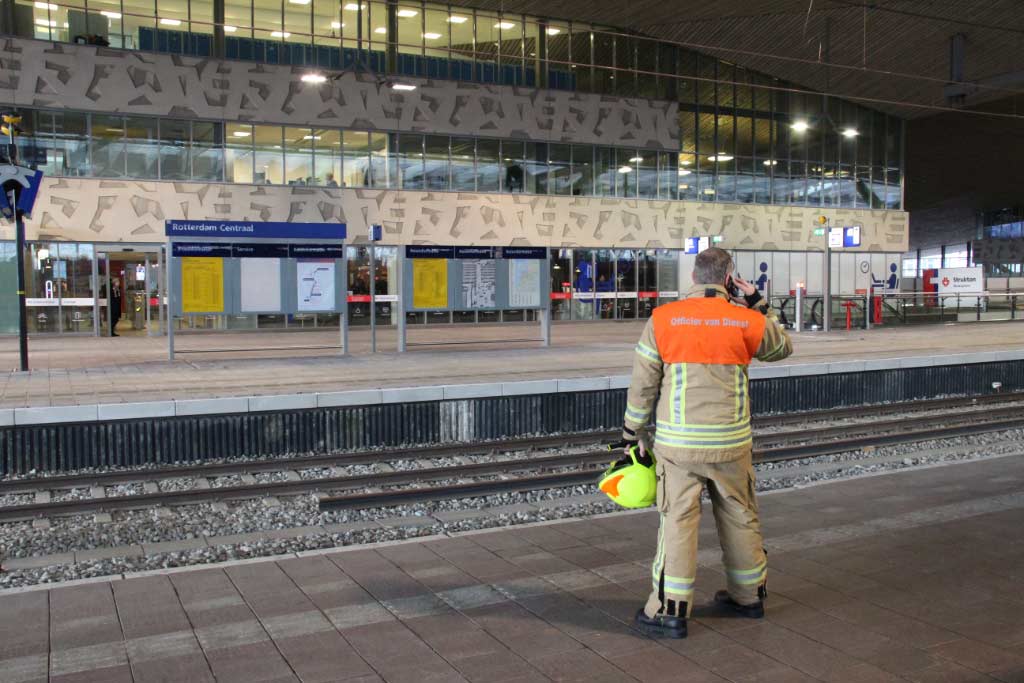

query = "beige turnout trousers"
644;445;767;619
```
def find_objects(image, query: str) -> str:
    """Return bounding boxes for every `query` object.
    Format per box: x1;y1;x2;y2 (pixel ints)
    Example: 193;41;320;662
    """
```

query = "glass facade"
13;106;901;207
4;0;904;209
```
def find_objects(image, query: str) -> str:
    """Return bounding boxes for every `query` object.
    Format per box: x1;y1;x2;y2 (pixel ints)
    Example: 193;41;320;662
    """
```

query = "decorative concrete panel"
0;36;678;150
14;178;910;252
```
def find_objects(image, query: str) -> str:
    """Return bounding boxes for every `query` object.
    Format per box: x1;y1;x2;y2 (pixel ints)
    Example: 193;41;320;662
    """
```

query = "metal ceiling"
452;0;1024;118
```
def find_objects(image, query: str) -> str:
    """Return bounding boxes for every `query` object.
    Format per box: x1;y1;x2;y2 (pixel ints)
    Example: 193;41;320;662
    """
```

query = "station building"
0;0;909;336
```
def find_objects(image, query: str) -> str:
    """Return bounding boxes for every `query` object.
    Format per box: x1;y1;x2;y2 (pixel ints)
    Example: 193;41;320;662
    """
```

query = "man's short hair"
693;247;734;285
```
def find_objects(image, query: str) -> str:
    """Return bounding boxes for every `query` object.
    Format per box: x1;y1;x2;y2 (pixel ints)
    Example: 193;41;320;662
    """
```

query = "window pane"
424;134;449;190
424;7;448;62
315;129;342;186
314;0;340;55
343;130;369;187
571;144;592;196
285;127;314;184
156;118;187;180
225;122;253;183
369;132;390;187
525;142;548;194
476;138;499;192
398;133;424;189
91;114;126;178
595;147;615;196
658;152;677;200
546;21;571;89
192;121;224;181
396;3;422;65
637;150;657;199
225;0;253;39
449;7;473;76
283;0;312;57
253;125;283;184
253;0;284;56
502;140;524;192
618;149;636;198
450;137;475;191
51;112;89;177
549;143;571;195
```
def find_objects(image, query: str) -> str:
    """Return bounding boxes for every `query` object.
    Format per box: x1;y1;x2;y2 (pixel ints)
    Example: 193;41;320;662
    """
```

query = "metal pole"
340;250;348;355
397;248;406;352
823;244;832;332
13;190;28;371
542;252;551;347
369;245;376;353
167;241;175;361
795;285;803;333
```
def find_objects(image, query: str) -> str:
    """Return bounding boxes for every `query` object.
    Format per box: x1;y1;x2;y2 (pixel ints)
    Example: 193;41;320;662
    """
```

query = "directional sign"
0;164;44;219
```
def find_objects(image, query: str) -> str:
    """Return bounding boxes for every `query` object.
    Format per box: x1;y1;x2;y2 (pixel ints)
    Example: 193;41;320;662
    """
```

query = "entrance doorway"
99;247;166;337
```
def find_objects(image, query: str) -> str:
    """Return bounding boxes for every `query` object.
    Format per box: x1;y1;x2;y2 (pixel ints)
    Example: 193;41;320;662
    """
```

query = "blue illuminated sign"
454;246;495;258
0;165;44;220
684;236;710;255
165;220;346;240
406;245;455;258
499;247;547;259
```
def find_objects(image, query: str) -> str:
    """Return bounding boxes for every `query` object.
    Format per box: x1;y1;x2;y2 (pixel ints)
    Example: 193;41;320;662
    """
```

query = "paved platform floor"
0;320;1023;408
2;456;1022;683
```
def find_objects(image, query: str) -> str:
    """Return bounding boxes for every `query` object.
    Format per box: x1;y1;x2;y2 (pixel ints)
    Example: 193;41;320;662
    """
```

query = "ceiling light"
330;21;343;29
423;32;442;39
707;154;733;162
678;184;689;190
628;156;643;163
703;188;716;195
678;169;691;176
35;17;57;26
391;82;416;91
271;30;290;38
495;21;515;29
159;17;182;26
301;72;326;84
373;26;386;33
343;2;366;9
763;159;778;166
100;10;120;18
288;0;311;4
791;120;810;132
679;158;692;166
396;8;417;17
546;27;561;35
842;127;859;138
232;130;251;137
223;24;237;32
105;127;123;133
447;15;467;23
617;165;633;174
302;135;322;140
34;2;58;9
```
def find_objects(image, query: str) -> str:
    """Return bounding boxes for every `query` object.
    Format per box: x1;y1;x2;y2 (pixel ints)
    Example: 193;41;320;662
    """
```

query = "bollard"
794;286;803;332
841;300;858;331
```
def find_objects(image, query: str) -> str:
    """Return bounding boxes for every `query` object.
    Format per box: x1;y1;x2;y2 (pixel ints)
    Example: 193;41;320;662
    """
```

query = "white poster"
297;260;336;311
240;258;281;312
461;259;496;309
933;266;984;308
508;259;541;308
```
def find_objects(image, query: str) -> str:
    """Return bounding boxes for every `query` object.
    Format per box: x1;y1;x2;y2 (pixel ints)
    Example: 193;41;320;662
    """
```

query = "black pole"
11;188;28;371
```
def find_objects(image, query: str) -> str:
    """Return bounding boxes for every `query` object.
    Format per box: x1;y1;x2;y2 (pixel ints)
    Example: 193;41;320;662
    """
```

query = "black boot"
634;608;687;639
713;590;765;618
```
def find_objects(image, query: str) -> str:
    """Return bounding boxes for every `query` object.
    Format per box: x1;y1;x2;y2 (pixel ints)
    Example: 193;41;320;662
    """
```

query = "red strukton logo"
942;277;950;287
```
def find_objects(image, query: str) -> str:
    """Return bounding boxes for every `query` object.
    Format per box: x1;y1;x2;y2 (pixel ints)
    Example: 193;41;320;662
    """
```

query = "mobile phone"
726;274;740;297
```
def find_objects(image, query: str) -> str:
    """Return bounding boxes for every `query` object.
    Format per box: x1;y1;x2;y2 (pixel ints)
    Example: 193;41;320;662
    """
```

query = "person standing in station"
620;247;792;638
110;276;122;337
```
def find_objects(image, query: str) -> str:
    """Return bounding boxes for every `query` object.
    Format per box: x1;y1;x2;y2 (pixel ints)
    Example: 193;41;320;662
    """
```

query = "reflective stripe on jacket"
623;284;793;463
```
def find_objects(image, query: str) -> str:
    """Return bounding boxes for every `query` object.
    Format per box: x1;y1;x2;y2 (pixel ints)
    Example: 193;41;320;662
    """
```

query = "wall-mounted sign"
165;220;346;240
829;226;861;248
231;244;290;258
135;264;146;281
499;247;548;259
406;245;455;259
455;246;496;259
172;243;233;258
684;236;711;255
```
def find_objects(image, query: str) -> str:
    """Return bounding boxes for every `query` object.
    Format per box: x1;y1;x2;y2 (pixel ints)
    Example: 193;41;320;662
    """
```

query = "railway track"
1;393;1023;522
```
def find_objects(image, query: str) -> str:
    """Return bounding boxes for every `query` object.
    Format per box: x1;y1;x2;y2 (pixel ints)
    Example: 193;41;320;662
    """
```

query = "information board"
240;258;282;312
413;258;449;309
508;259;541;307
460;259;496;309
296;260;336;311
180;257;224;312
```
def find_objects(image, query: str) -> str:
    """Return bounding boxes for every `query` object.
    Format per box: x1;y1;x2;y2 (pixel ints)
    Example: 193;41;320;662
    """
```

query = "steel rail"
2;391;1021;495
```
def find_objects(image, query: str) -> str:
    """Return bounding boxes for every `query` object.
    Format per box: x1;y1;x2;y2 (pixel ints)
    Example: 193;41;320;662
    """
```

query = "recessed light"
302;135;322;140
791;120;810;132
763;159;778;166
546;27;560;35
330;21;343;29
35;17;57;26
678;169;691;176
104;127;123;133
159;17;182;26
288;0;311;4
301;73;326;84
343;2;366;9
396;8;417;17
223;24;237;32
703;188;716;194
271;30;290;38
232;130;251;137
447;15;467;23
707;154;733;162
679;159;692;166
423;32;442;39
842;127;859;138
34;2;58;9
100;10;120;18
617;165;633;174
494;21;515;29
391;83;417;91
374;26;386;34
629;156;643;163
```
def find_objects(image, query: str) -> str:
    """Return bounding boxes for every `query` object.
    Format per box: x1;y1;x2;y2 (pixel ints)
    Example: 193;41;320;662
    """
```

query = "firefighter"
622;247;792;639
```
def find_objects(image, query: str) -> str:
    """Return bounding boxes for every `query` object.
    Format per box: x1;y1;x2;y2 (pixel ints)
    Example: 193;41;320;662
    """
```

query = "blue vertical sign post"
1;113;44;371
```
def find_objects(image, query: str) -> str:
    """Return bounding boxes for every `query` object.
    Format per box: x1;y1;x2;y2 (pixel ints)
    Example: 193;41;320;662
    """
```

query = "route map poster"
413;258;448;309
296;260;335;311
460;259;496;309
508;259;541;307
181;257;224;312
240;258;281;312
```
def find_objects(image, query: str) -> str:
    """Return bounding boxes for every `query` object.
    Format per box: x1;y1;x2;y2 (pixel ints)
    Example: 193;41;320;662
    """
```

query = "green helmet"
598;444;656;509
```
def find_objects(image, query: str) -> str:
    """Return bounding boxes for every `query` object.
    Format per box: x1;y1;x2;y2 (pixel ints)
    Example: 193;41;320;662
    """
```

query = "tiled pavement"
2;320;1024;407
2;456;1023;682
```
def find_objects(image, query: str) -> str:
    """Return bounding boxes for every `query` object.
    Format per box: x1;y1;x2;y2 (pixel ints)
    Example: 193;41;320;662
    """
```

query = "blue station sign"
165;220;346;240
406;245;455;258
499;246;547;259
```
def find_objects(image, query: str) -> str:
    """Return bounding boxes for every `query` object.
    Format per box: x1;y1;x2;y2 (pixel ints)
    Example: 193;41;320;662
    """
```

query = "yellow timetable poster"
181;257;225;312
413;258;448;309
